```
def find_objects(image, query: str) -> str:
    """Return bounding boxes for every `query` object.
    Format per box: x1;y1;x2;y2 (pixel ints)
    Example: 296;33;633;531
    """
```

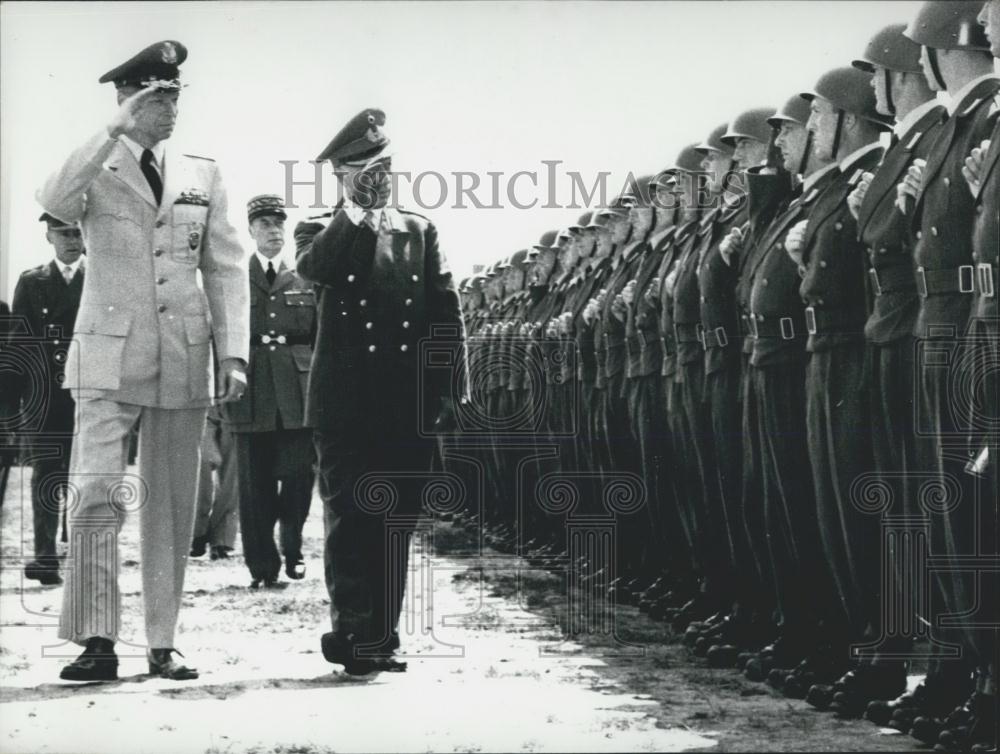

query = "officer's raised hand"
962;140;990;196
719;227;745;266
847;171;874;220
784;220;809;265
107;84;170;140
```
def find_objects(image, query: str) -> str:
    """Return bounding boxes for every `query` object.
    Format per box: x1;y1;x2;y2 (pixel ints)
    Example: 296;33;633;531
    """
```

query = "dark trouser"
741;362;773;615
806;344;877;647
706;359;757;609
28;438;73;563
665;375;700;574
754;357;828;642
865;337;919;669
313;426;433;648
628;374;687;579
679;360;731;604
601;372;644;576
918;322;996;686
236;429;315;581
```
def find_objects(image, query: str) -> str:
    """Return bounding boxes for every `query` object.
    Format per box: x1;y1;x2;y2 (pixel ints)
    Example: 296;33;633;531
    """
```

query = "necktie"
63;265;74;285
266;261;277;286
140;149;163;205
363;209;379;233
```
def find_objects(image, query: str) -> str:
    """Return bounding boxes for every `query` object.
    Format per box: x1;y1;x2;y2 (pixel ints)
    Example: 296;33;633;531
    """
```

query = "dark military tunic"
221;256;316;582
10;260;83;562
295;206;465;648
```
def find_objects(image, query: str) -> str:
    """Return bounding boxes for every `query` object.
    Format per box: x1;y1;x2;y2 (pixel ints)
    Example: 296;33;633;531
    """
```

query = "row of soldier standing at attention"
0;0;996;744
456;2;998;750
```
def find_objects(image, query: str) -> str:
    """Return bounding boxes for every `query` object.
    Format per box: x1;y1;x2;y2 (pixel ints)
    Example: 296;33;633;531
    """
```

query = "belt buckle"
977;262;995;297
714;326;728;347
260;334;272;345
277;335;288;345
805;306;817;335
959;264;975;294
868;268;882;296
780;317;795;340
748;316;759;339
916;266;928;298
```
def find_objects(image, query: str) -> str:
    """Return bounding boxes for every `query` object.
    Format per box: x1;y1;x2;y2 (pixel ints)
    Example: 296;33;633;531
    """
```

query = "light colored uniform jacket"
37;129;248;408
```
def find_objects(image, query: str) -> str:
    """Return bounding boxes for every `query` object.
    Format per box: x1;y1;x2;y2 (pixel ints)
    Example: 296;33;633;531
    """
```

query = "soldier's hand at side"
719;227;744;266
847;171;874;220
962;140;989;196
784;220;808;265
217;358;247;403
107;84;164;140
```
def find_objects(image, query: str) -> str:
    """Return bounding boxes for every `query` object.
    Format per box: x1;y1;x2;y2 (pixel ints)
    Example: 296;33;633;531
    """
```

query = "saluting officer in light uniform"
221;194;316;588
37;41;249;682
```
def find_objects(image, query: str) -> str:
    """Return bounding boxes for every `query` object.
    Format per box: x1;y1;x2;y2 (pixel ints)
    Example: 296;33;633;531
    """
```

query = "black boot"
60;637;118;682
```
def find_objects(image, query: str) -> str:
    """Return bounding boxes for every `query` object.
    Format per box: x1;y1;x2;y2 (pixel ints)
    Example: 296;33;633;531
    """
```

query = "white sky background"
1;0;924;299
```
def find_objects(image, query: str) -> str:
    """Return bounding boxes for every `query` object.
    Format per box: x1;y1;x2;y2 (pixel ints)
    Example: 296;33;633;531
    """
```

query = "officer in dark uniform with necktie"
222;194;315;588
295;108;465;675
9;213;85;585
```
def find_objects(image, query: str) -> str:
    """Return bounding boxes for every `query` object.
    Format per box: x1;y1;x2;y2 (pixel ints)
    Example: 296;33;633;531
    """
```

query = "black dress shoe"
189;536;208;558
148;648;198;680
806;683;835;710
210;546;232;560
60;637;118;682
24;560;62;586
250;576;279;589
285;560;306;580
321;632;407;675
706;644;740;668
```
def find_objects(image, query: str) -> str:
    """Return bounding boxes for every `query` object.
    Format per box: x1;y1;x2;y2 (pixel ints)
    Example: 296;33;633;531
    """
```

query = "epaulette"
182;153;215;161
21;263;51;279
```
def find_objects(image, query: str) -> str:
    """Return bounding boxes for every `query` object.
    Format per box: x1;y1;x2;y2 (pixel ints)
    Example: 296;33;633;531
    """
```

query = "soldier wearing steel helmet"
737;93;839;687
889;1;1000;744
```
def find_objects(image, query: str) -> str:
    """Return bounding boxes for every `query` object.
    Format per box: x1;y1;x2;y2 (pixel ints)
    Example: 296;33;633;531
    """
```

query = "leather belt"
674;322;703;345
703;326;732;349
748;314;798;340
804;306;865;336
251;334;311;346
869;265;916;296
915;265;975;298
975;262;996;297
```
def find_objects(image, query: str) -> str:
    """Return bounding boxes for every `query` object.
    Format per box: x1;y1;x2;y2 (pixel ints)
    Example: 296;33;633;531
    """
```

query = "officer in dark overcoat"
295;108;465;675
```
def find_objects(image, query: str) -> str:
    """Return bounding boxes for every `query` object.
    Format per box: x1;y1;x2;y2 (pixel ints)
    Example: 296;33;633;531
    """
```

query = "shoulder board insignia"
960;97;987;118
849;169;865;186
803;188;819;204
182;153;216;161
906;131;923;151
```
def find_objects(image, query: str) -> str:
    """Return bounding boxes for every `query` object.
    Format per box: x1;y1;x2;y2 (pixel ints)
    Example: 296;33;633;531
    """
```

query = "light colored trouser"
58;397;206;648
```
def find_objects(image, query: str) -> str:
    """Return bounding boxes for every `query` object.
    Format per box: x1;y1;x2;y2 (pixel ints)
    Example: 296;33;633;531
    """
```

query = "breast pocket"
172;204;209;264
283;289;316;332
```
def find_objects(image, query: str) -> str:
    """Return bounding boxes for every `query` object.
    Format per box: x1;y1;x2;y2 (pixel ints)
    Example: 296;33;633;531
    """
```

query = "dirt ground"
0;465;923;753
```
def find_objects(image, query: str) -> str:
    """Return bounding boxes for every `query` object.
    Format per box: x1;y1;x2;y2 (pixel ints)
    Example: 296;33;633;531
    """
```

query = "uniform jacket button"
348;274;355;283
269;330;276;335
818;298;825;306
943;177;950;187
270;295;276;301
269;312;276;318
834;222;843;231
412;275;419;282
42;307;49;315
154;248;163;256
400;344;408;352
156;220;165;228
269;345;276;351
360;299;367;307
916;231;923;240
366;322;373;329
762;278;768;286
157;277;167;285
402;321;410;328
405;298;413;306
931;226;938;236
879;247;888;255
819;261;827;269
369;345;376;352
158;304;167;313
